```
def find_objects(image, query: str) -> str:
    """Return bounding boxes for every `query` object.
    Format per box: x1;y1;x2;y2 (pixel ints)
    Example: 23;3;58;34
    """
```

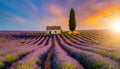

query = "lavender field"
0;31;120;69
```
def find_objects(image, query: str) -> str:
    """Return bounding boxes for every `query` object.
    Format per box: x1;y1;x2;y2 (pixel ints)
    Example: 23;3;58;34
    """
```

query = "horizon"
0;0;120;31
0;28;110;32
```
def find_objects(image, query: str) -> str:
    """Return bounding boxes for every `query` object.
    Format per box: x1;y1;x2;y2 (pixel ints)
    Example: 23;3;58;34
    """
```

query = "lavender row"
62;34;108;56
0;44;40;69
65;34;104;46
8;37;52;69
65;34;120;62
0;35;50;68
25;35;42;44
62;34;120;62
0;35;47;56
65;34;115;52
75;34;114;48
51;36;83;69
75;33;116;48
31;35;44;45
62;34;112;55
57;35;120;69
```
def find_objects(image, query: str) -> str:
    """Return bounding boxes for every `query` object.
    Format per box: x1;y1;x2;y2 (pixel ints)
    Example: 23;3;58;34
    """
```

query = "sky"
0;0;120;31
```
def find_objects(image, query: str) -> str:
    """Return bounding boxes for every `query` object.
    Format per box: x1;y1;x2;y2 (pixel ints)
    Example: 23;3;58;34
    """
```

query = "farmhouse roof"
46;26;61;30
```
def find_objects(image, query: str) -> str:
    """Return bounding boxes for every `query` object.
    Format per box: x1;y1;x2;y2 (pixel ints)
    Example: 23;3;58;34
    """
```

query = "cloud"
66;0;74;4
74;0;120;29
14;16;27;23
44;0;120;29
27;1;38;11
4;11;27;23
45;4;69;28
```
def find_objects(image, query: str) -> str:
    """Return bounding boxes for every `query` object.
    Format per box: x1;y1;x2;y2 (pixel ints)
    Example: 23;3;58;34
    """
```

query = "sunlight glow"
110;18;120;33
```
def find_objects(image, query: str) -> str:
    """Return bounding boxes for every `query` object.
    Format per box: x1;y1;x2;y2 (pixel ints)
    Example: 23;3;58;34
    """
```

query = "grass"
62;63;78;69
0;61;4;68
92;62;106;69
110;54;120;61
5;54;17;63
92;62;119;69
57;63;78;69
62;31;80;34
18;52;28;59
16;64;35;69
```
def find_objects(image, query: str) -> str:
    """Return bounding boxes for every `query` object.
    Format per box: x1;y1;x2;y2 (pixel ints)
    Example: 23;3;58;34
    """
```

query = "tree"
69;8;76;33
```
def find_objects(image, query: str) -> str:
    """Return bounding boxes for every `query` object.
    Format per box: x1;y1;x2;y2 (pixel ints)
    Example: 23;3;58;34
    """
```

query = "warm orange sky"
1;0;120;31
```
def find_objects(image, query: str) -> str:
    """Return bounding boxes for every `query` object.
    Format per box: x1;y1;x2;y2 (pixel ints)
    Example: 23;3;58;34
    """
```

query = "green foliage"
92;62;105;69
62;31;69;34
16;64;35;69
69;8;76;33
62;63;78;69
18;52;28;58
57;63;78;69
0;61;4;68
110;54;120;61
92;62;118;69
5;54;16;63
56;65;62;69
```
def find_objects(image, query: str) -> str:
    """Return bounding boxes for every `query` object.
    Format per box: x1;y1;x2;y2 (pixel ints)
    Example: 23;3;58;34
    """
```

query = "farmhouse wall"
47;30;61;34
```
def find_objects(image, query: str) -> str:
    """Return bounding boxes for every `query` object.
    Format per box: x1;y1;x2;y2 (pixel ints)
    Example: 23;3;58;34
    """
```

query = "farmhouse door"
49;31;51;35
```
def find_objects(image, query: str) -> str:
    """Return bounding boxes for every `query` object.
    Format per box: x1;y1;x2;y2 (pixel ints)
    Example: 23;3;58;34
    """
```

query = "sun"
112;22;120;32
110;18;120;33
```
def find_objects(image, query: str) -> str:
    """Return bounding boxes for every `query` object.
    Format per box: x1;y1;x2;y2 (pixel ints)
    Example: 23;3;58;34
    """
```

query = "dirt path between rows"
44;36;54;69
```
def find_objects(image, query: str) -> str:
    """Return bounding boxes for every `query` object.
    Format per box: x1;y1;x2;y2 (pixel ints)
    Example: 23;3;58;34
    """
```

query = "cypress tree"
69;8;76;33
